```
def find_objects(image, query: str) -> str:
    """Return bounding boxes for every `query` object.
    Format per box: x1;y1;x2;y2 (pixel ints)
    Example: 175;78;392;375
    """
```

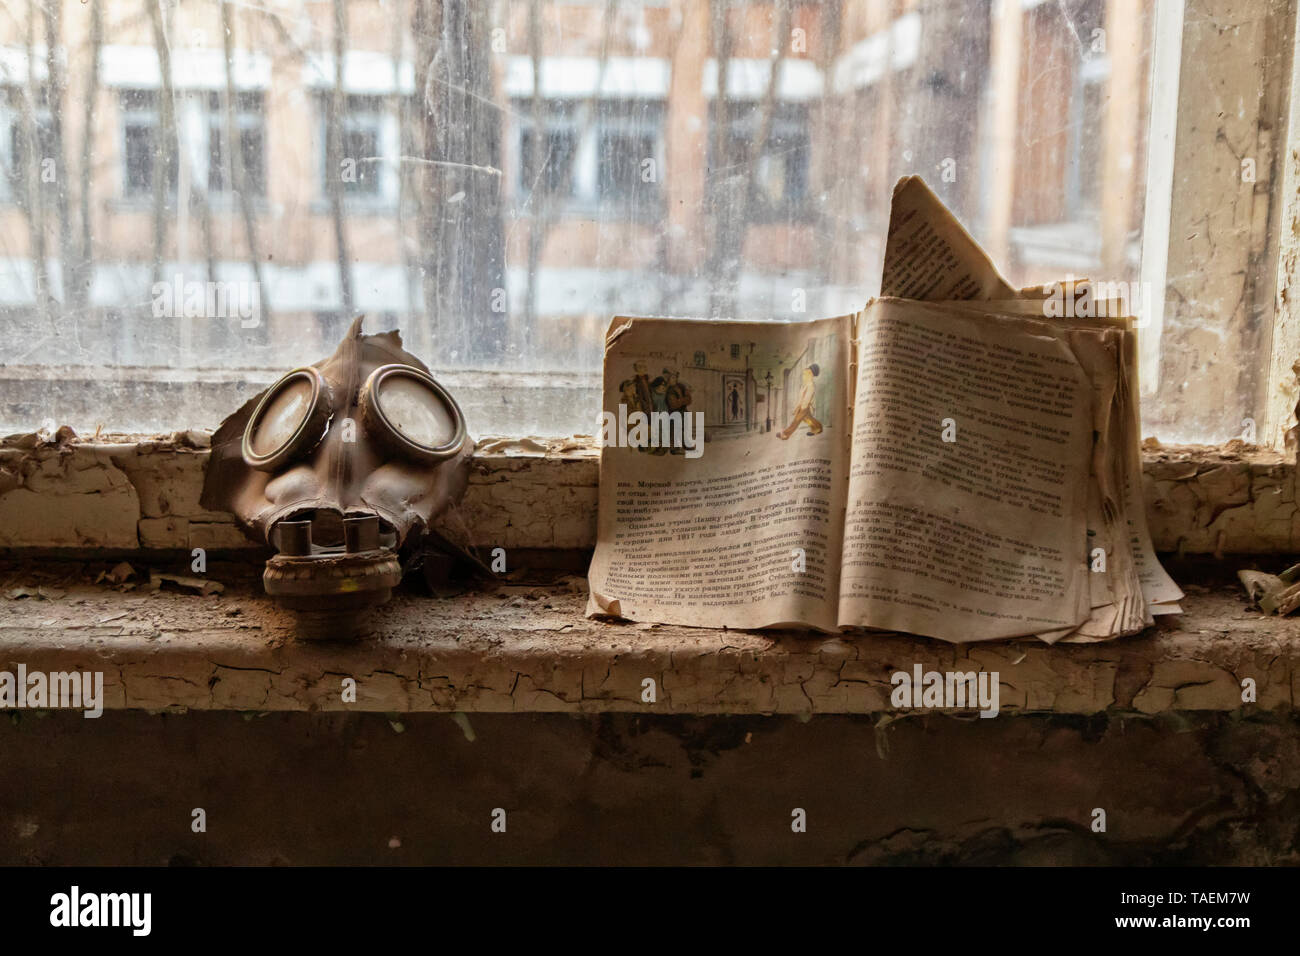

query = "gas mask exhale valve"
201;316;474;639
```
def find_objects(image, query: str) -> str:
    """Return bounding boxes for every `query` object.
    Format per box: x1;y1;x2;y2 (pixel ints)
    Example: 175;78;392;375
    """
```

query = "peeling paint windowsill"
1;432;1298;717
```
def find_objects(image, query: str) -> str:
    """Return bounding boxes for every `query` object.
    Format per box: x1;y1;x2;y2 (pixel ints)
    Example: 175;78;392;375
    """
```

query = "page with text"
838;298;1093;641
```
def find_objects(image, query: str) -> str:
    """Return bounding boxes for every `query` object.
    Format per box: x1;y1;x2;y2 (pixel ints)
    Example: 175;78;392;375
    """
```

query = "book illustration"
612;360;696;456
777;362;823;439
606;332;838;455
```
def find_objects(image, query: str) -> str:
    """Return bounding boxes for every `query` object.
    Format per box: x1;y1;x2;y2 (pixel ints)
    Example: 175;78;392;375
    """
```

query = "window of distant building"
320;93;397;204
518;99;580;199
708;101;811;221
1065;54;1107;222
594;100;662;209
0;86;53;205
207;91;267;197
514;98;662;217
121;89;178;199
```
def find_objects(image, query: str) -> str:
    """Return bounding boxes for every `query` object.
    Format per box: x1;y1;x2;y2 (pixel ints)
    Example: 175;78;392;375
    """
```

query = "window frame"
1138;0;1299;450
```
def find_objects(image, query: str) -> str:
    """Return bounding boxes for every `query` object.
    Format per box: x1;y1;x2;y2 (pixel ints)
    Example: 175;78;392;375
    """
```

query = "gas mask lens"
241;367;332;470
359;364;467;463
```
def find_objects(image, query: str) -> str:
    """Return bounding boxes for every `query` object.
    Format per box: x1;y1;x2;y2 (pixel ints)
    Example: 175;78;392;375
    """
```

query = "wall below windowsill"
0;431;1292;555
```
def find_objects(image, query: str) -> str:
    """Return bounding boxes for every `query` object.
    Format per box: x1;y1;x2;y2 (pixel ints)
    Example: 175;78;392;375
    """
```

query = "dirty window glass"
0;0;1180;439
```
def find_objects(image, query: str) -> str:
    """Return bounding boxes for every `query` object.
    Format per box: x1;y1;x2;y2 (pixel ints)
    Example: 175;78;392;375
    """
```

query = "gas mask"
201;316;473;638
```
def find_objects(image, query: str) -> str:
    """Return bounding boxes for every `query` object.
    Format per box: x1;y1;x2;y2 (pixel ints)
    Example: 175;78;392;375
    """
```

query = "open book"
586;177;1182;643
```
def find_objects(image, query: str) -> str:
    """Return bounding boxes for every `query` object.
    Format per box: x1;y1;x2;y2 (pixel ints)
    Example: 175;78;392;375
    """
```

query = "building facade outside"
0;0;1150;435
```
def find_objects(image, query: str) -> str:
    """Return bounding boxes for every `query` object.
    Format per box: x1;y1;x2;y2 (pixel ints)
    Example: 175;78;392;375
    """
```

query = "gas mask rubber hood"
201;315;474;638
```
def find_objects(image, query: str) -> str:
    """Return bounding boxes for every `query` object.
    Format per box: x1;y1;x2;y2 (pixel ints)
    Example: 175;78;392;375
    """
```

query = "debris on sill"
95;561;137;586
4;562;234;600
0;426;211;453
1238;563;1300;615
150;571;225;596
3;423;80;449
473;435;597;457
5;585;66;600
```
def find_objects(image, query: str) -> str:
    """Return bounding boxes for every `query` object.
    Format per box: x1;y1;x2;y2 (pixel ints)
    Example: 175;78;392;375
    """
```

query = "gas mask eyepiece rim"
358;363;468;464
240;366;333;472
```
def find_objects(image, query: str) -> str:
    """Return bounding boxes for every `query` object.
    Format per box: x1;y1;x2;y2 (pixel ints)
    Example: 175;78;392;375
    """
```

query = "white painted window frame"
1142;0;1300;451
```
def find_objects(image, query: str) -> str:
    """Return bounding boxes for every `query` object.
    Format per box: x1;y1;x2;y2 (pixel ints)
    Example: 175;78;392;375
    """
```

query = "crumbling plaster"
1;432;1296;555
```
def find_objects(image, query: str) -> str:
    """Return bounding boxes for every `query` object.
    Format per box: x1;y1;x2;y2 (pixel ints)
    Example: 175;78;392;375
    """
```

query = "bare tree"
388;0;423;351
325;0;355;316
18;0;51;328
193;167;217;289
730;0;790;290
73;0;103;321
146;0;176;294
523;0;544;352
707;0;790;317
895;0;989;222
704;0;734;317
412;0;446;347
653;17;687;314
520;0;617;355
812;1;842;291
412;0;505;364
865;0;899;234
42;0;73;332
221;0;271;324
178;36;218;298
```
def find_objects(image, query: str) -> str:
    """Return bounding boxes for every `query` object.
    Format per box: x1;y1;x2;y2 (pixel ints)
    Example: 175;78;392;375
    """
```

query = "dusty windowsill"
2;431;1298;717
0;557;1295;716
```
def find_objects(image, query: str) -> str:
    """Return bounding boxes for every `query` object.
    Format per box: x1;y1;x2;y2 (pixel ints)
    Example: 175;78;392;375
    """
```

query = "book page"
879;174;1183;639
880;176;1017;301
587;314;853;631
865;295;1149;642
985;295;1184;614
1117;327;1184;609
837;298;1093;642
1057;325;1151;641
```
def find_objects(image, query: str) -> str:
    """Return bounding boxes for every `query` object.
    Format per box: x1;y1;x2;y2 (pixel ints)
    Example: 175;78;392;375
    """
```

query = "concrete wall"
2;710;1296;865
